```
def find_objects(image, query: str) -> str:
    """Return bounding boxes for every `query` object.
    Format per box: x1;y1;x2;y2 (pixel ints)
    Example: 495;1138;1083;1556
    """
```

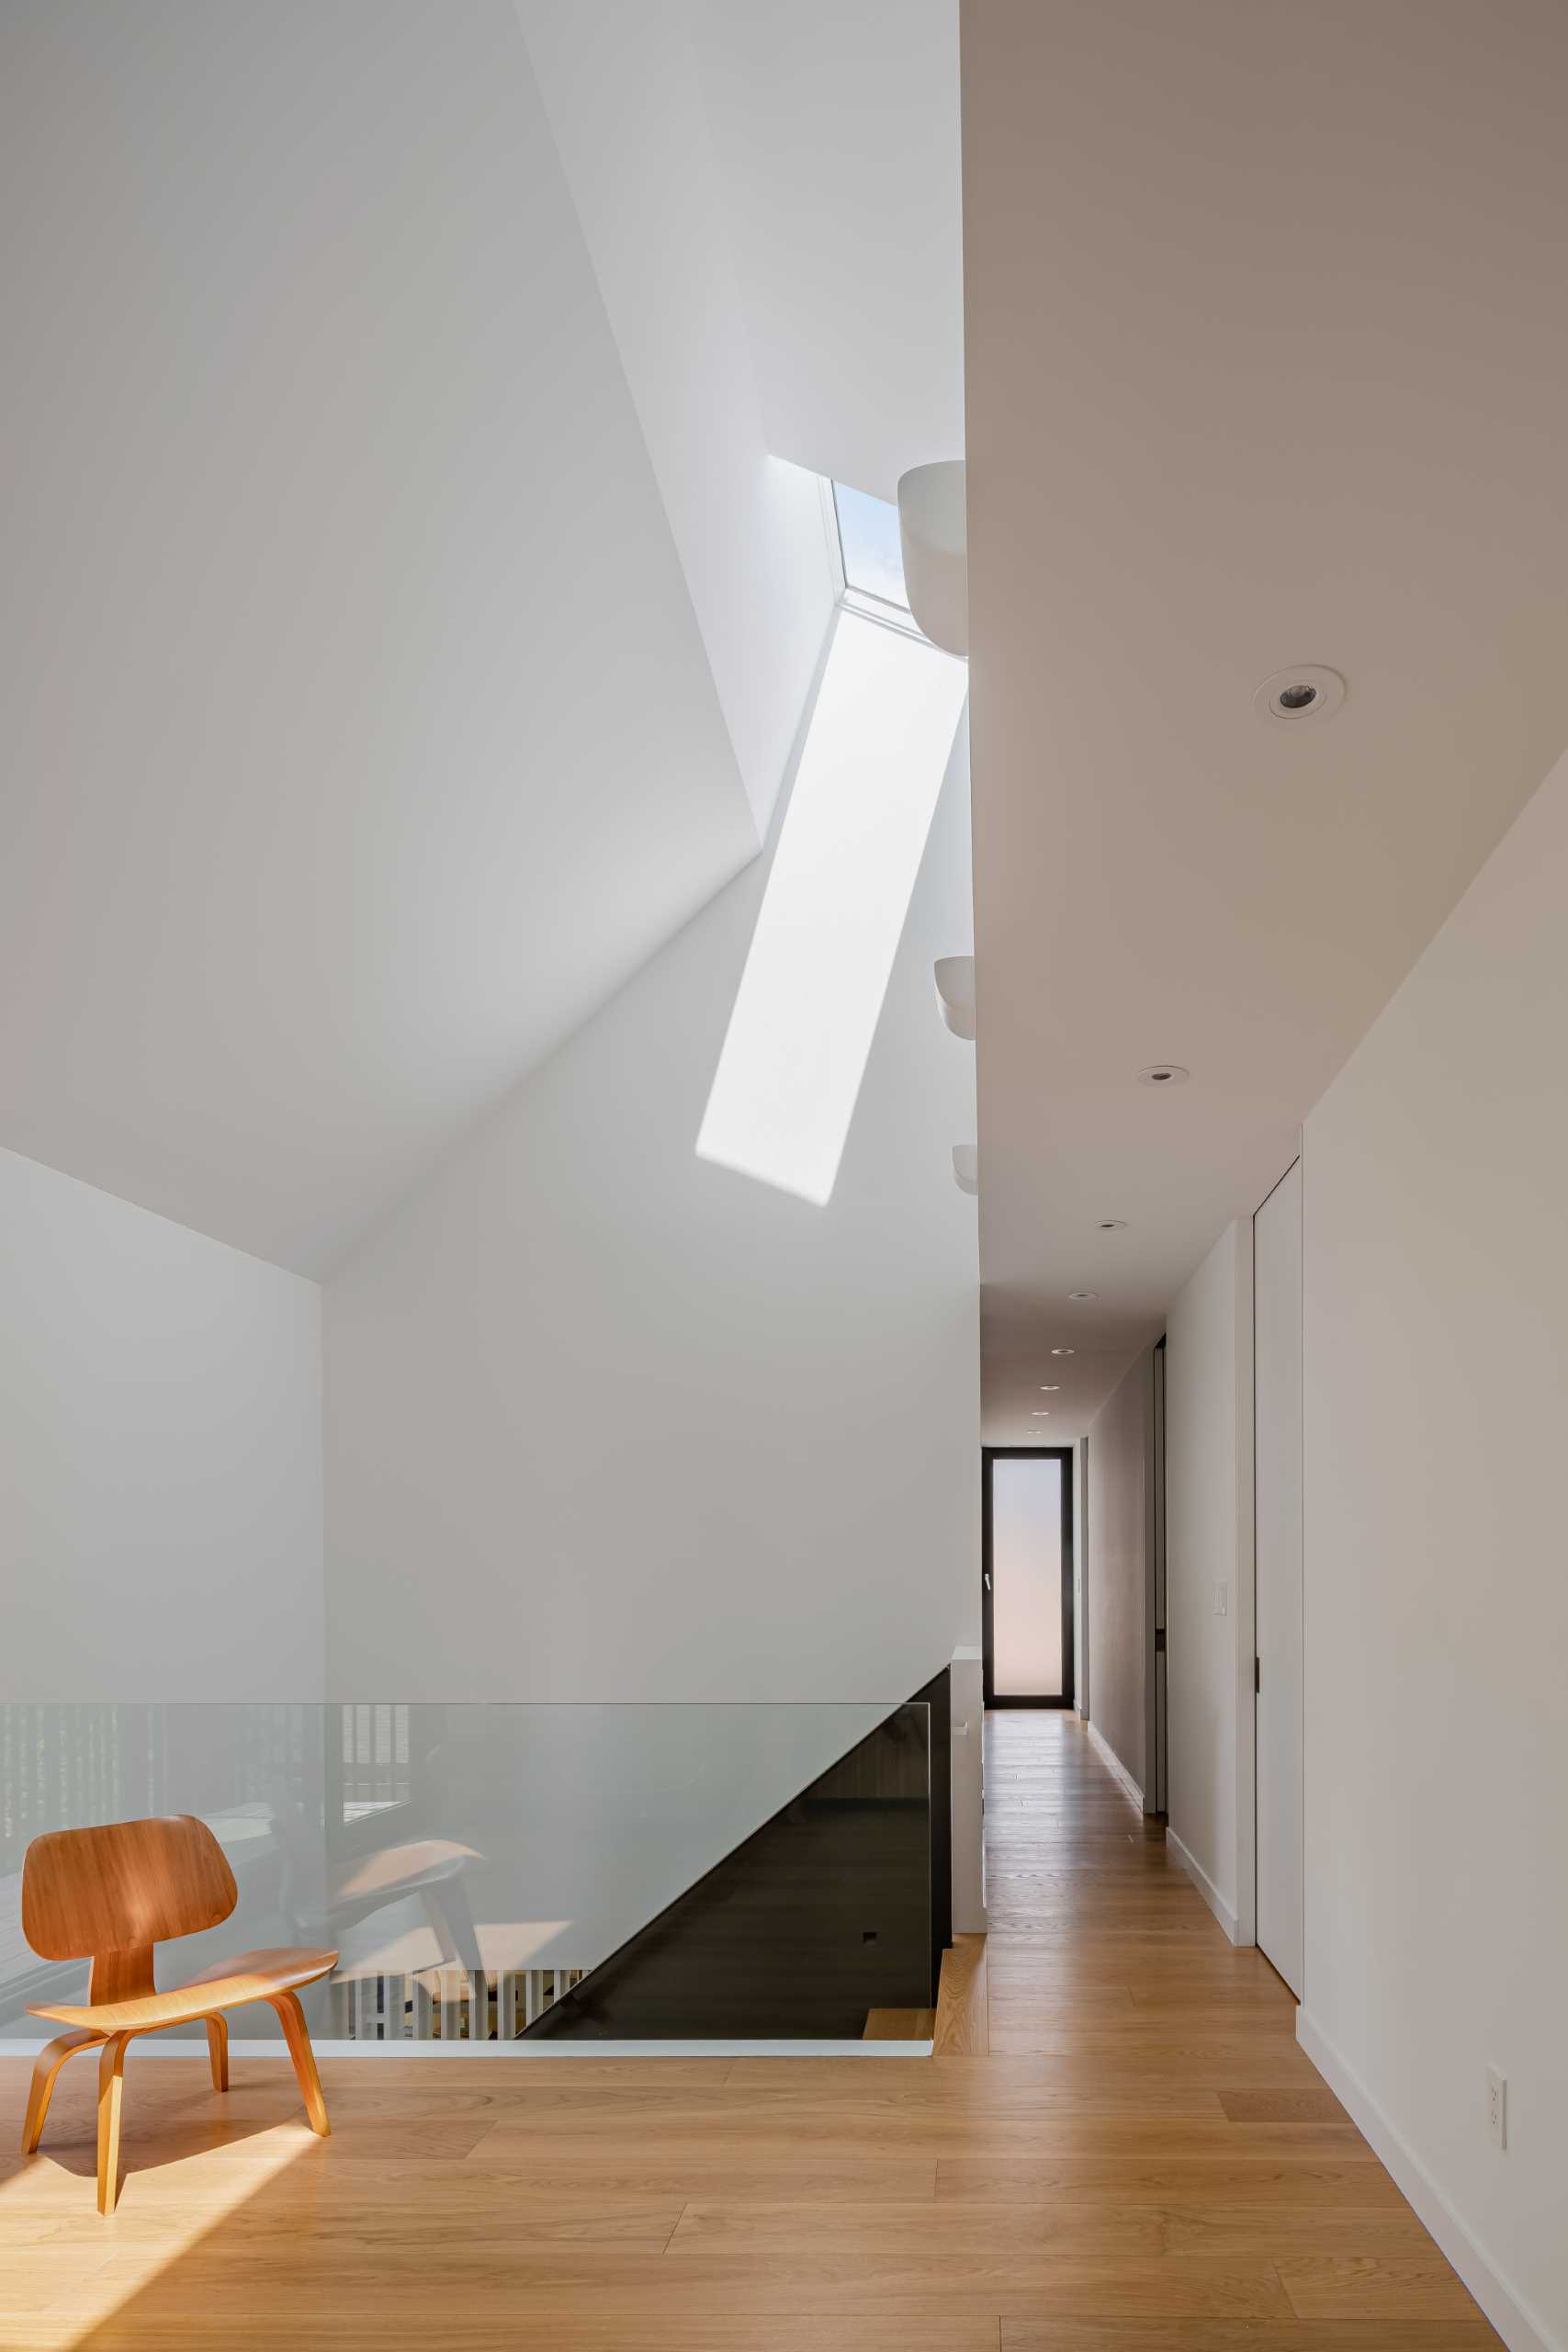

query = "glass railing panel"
0;1699;933;2043
0;1702;327;2041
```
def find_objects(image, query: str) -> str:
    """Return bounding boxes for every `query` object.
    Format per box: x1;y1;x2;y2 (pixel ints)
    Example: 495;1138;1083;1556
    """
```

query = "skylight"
696;608;966;1206
832;481;910;611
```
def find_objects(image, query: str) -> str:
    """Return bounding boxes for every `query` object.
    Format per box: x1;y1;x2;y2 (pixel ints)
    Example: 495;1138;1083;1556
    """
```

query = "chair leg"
270;1990;330;2136
96;2033;131;2215
20;2029;100;2154
205;2013;229;2092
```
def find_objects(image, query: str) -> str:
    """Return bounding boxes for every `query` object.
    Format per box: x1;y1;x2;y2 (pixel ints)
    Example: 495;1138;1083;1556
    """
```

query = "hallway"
959;1710;1498;2338
0;1713;1499;2348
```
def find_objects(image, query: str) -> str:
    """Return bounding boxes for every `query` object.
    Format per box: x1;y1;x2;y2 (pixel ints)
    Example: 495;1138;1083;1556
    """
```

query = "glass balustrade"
0;1700;934;2044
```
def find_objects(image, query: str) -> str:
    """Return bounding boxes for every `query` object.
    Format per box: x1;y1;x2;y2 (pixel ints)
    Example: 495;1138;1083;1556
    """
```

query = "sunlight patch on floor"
0;2097;313;2349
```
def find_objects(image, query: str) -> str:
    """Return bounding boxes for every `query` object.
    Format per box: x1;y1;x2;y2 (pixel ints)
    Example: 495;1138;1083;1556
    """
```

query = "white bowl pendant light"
933;955;976;1041
897;460;967;657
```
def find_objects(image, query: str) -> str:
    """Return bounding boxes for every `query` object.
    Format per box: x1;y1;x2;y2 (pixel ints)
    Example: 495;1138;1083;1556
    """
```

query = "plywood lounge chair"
19;1815;337;2211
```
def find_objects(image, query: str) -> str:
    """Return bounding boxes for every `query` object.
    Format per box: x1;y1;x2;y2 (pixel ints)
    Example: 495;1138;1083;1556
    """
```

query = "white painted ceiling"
694;0;964;502
0;1;831;1274
964;0;1568;1441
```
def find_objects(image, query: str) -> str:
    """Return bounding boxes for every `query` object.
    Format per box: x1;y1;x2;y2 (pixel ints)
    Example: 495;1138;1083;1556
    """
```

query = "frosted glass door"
991;1455;1066;1697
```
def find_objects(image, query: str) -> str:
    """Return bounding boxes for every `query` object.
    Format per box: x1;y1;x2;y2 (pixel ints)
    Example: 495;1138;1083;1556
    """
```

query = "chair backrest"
22;1815;238;1961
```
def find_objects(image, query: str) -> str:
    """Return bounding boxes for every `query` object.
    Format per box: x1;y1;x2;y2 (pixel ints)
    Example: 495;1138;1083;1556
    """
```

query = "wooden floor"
0;1712;1498;2350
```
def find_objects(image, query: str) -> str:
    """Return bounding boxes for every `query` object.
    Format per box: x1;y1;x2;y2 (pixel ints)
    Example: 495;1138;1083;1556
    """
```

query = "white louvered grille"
335;1967;584;2041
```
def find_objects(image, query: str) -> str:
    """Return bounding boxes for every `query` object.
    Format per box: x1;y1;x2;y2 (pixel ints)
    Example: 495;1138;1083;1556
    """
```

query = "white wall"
1163;1220;1252;1939
323;696;980;1704
1301;749;1568;2348
1085;1352;1151;1796
0;1148;322;1702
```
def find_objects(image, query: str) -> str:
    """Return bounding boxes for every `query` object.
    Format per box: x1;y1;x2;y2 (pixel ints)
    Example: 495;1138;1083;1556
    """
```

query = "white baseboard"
0;2036;932;2062
1165;1826;1239;1942
1296;2008;1560;2352
1086;1718;1144;1809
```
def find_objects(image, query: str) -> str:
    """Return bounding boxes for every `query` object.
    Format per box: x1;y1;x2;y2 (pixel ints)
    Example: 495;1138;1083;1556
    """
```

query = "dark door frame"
982;1445;1076;1710
1150;1333;1168;1816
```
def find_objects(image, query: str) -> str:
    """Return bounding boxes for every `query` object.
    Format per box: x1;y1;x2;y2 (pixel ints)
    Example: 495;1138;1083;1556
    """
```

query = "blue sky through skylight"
833;483;909;609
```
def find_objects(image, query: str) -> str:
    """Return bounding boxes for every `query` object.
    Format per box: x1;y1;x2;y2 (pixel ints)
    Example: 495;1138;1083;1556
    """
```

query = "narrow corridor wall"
1300;744;1568;2346
1162;1219;1253;1939
1085;1351;1152;1797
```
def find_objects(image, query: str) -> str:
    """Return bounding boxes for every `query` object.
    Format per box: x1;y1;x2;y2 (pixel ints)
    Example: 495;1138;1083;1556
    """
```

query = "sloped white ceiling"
0;0;831;1274
517;0;833;843
694;0;964;502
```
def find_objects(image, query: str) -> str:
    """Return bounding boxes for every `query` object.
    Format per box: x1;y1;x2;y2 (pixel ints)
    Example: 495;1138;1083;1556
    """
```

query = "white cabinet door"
1255;1157;1303;1995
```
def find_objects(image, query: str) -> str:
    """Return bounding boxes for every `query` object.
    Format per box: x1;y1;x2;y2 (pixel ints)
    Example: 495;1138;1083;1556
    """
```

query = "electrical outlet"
1213;1581;1229;1617
1486;2066;1507;2151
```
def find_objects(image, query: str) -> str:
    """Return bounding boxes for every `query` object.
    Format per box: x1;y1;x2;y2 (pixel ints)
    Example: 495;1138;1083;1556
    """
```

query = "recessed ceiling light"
1097;1218;1127;1231
1051;1347;1075;1356
1032;1408;1051;1416
1137;1064;1189;1087
1253;663;1346;728
1039;1384;1060;1391
1068;1289;1098;1302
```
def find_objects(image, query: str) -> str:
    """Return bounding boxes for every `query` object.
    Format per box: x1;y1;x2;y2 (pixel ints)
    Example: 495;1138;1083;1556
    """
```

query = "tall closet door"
1255;1157;1303;1995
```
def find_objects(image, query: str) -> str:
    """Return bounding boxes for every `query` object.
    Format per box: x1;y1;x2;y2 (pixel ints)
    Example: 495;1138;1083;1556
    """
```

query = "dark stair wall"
525;1676;948;2041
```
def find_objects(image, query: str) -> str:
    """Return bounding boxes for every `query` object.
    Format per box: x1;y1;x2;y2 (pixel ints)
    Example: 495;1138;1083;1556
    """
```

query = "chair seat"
29;1947;338;2037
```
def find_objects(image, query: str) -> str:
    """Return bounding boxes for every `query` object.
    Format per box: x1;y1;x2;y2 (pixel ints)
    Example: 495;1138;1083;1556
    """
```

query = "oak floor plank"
1220;2088;1349;2123
1000;2324;1500;2350
470;2115;1372;2161
109;2256;1292;2322
665;2196;1433;2260
934;1933;989;2055
864;2007;937;2039
987;2018;1303;2057
465;2155;942;2199
935;2158;1408;2207
17;2321;1004;2352
969;2047;1324;2085
1278;2255;1493;2321
654;2080;1235;2118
